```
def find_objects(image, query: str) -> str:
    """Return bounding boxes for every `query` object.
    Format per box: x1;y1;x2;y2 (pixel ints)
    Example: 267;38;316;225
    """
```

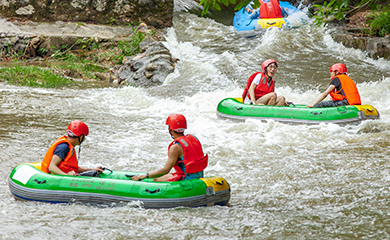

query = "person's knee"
269;92;277;100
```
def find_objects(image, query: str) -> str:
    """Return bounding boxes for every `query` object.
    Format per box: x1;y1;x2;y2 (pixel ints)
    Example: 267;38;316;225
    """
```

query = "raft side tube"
9;163;231;208
216;98;379;125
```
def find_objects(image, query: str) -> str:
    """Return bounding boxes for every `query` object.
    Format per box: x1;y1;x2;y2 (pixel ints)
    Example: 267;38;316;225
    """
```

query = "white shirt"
244;73;273;104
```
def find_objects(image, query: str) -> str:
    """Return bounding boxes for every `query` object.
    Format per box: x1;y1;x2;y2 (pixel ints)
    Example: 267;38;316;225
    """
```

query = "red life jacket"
168;134;208;181
242;72;275;101
259;0;283;19
41;136;79;174
330;74;361;105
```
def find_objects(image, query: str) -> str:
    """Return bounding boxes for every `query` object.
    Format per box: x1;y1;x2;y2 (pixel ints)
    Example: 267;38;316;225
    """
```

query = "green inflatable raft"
8;162;230;209
217;98;380;125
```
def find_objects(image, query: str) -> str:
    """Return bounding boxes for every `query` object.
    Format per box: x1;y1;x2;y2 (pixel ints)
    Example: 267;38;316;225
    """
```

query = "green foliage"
199;0;240;16
37;48;48;55
313;0;350;27
367;6;390;37
0;65;73;88
235;0;260;13
49;38;101;61
1;37;26;60
77;37;101;51
56;61;106;80
51;44;80;61
114;28;145;64
312;0;387;29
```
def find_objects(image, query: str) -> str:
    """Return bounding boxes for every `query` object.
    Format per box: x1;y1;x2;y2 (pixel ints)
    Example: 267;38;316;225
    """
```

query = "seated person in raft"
246;0;288;20
242;59;288;106
132;114;208;182
41;120;103;177
307;63;361;108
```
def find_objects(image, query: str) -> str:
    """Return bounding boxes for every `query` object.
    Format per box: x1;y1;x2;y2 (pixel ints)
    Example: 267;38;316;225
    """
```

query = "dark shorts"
314;99;349;108
77;170;101;177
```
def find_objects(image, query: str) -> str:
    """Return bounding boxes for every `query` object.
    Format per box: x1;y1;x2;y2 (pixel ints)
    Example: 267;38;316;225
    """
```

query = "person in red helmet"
242;59;287;106
245;0;288;20
41;120;103;176
307;63;361;108
132;114;208;182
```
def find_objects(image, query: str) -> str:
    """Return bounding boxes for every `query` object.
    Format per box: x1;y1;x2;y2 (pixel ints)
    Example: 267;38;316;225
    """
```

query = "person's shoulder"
53;142;70;159
169;143;183;154
254;72;263;78
55;142;69;151
330;77;341;83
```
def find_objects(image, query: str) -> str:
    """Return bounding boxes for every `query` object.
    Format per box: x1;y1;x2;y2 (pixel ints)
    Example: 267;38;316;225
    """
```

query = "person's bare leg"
275;96;286;106
256;92;277;105
153;174;172;182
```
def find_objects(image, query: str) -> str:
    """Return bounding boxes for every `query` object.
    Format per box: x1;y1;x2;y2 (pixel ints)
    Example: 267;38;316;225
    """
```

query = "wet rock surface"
0;0;173;29
0;18;165;57
114;42;177;87
329;10;390;59
332;30;390;59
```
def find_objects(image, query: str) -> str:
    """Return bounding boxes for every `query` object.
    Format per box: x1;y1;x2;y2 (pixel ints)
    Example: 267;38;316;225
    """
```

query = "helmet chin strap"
77;135;84;162
169;129;174;139
78;145;82;162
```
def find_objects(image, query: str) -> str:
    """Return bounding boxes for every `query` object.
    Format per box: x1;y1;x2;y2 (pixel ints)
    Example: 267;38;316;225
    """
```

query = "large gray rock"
115;42;177;87
0;17;38;58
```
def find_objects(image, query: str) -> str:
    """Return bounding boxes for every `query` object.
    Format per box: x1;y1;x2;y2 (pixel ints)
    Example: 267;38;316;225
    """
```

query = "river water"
1;4;390;240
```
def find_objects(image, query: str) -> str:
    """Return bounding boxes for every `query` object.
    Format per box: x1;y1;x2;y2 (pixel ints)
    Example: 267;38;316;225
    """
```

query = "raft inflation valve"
206;187;215;196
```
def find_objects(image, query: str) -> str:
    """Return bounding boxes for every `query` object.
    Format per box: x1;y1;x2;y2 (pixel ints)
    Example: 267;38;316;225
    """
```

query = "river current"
1;4;390;239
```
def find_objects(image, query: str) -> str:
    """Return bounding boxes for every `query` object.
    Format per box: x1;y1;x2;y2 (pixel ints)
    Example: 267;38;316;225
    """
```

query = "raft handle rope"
367;108;374;112
311;111;323;115
102;167;113;174
216;180;225;185
287;101;295;107
246;19;255;26
34;179;47;184
234;107;243;111
125;174;135;178
145;188;160;194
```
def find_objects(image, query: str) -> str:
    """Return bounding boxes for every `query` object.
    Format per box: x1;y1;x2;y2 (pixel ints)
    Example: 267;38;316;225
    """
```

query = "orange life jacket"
259;0;283;19
242;72;275;101
41;136;79;174
168;134;208;181
329;74;361;105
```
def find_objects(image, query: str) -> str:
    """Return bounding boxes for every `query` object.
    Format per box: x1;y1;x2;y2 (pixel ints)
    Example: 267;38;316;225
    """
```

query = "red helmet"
329;63;347;74
261;59;278;72
67;120;89;137
166;114;187;132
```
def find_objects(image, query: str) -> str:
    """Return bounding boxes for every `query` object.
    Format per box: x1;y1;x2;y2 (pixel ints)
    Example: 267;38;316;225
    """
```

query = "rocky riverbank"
331;29;390;59
0;0;177;87
0;0;389;88
0;16;176;86
330;10;390;59
0;0;174;29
